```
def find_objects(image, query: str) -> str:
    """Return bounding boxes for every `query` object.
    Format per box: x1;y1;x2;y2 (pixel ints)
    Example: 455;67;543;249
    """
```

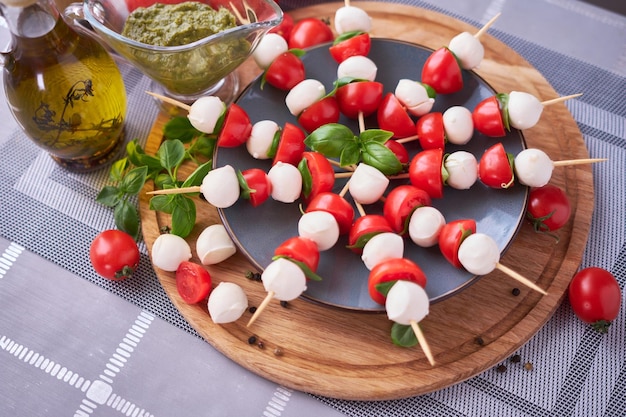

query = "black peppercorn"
496;364;507;373
510;354;521;363
512;288;521;296
248;335;257;345
280;300;288;308
249;306;257;314
475;336;484;346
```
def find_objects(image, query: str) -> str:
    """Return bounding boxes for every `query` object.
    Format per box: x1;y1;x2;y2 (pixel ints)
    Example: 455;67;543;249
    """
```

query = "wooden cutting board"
139;2;592;400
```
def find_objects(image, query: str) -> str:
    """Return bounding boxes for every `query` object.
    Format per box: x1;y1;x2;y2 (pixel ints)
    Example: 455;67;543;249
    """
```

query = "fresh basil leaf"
298;158;313;198
332;30;363;45
96;186;121;207
189;135;216;159
390;322;418;347
149;194;176;214
171;195;196;238
237;170;253;200
126;140;162;172
288;48;306;58
271;255;323;281
496;92;511;131
360;129;393;144
114;199;140;239
361;141;402;175
304;123;356;158
158;139;186;171
375;280;398;298
339;141;361;167
420;82;437;99
109;158;128;183
163;116;201;143
345;231;383;250
154;173;175;190
119;166;148;195
267;129;282;159
182;160;212;188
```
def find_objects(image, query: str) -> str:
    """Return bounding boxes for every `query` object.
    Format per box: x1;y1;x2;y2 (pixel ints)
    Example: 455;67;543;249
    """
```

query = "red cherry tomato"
416;112;446;150
409;148;445;199
384;139;410;164
329;32;371;63
264;51;306;90
300;151;335;203
383;184;432;235
421;47;463;95
89;230;140;281
438;219;476;268
288;18;334;49
298;96;340;133
478;142;515;189
347;214;394;253
176;261;212;304
335;81;383;119
217;103;252;148
569;267;622;333
306;192;355;235
368;258;428;305
269;12;294;40
274;236;320;273
377;93;416;139
241;168;272;207
473;96;506;137
273;122;306;166
527;184;571;233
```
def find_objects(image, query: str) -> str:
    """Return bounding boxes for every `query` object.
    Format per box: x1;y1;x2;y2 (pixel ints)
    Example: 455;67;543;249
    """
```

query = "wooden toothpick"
410;320;436;366
396;135;419;144
147;186;201;195
247;291;275;327
474;13;501;39
495;263;547;295
541;93;582;107
145;91;191;111
552;158;607;167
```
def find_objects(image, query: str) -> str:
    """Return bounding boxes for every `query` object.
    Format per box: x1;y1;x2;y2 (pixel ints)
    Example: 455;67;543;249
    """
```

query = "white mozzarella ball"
447;31;484;70
334;5;372;34
348;163;389;204
337;56;377;81
196;224;237;265
395;79;435;117
443;105;474;145
201;165;240;208
285;79;325;116
298;211;340;251
246;120;279;160
385;280;429;325
262;258;307;301
507;91;544;130
267;162;302;203
151;234;192;272
457;233;500;276
444;151;478;190
514;148;554;187
252;33;288;69
361;232;404;271
187;96;226;134
208;282;248;324
408;206;446;247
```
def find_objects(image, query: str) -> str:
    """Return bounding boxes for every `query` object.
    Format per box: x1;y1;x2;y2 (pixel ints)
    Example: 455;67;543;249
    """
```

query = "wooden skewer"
495;263;547;295
146;91;191;111
396;135;419;144
358;112;366;133
389;173;410;180
147;186;201;195
410;320;436;366
355;201;366;217
339;181;351;198
229;1;250;25
335;172;354;179
474;12;501;39
541;93;582;107
247;291;274;327
553;158;607;167
327;159;356;171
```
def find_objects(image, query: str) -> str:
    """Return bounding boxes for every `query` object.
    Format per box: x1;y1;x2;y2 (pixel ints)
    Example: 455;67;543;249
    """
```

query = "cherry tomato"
335;81;383;119
527;184;571;233
269;12;294;40
421;47;463;95
263;51;306;90
176;261;212;304
300;151;335;203
438;219;476;268
273;122;306;166
478;142;515;189
298;96;340;133
306;192;355;235
384;139;410;164
409;148;445;199
241;168;272;207
288;18;334;49
329;32;371;63
416;112;446;150
473;95;506;137
368;258;428;305
377;93;416;139
274;236;320;273
569;267;622;333
383;184;432;235
217;103;252;148
347;214;394;253
89;230;140;281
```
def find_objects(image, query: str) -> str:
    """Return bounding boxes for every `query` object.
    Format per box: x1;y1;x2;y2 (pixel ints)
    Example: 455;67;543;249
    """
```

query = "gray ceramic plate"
215;38;527;312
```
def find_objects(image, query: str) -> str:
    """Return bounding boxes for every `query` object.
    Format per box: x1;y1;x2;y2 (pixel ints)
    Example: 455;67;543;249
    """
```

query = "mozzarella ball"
334;5;372;34
514;148;554;187
457;233;500;275
395;79;435;117
187;96;226;134
298;211;340;251
201;165;240;208
262;258;307;301
408;206;446;247
361;232;404;270
267;162;302;203
246;120;280;160
444;151;478;190
385;280;430;325
448;31;484;70
443;106;474;145
337;55;377;81
151;234;192;272
208;282;248;324
252;33;288;69
348;163;389;204
285;79;325;116
508;91;543;130
196;224;237;265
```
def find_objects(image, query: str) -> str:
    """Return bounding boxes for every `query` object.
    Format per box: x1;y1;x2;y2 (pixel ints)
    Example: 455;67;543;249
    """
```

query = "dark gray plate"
215;38;527;312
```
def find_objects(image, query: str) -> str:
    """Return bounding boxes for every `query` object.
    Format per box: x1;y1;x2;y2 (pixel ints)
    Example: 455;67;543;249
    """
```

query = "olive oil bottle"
0;0;126;172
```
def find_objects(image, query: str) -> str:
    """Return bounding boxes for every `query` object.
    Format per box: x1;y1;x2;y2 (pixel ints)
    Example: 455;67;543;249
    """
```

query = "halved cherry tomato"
377;93;416;139
269;12;294;40
273;122;306;166
298;96;340;133
368;258;428;305
347;214;394;253
569;267;622;333
416;112;446;150
176;261;212;304
478;142;515;189
306;192;355;235
288;17;334;49
241;168;272;207
90;230;140;281
438;219;476;268
409;148;445;199
274;236;320;273
299;151;335;203
421;47;463;95
473;95;506;137
329;32;371;63
264;51;306;90
527;184;571;232
384;139;410;164
335;81;383;119
217;103;252;148
383;184;432;235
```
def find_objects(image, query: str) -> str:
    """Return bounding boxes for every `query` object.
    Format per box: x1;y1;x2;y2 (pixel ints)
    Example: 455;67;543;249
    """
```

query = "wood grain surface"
139;2;593;400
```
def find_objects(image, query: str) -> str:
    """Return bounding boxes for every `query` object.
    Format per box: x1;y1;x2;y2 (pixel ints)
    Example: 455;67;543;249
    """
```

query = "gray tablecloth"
1;0;624;416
